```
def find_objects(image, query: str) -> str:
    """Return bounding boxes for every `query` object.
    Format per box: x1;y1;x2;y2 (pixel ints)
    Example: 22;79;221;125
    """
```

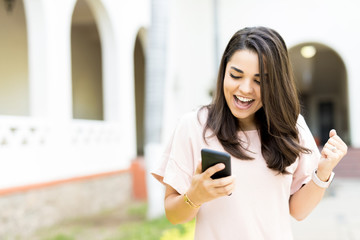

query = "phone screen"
201;148;231;179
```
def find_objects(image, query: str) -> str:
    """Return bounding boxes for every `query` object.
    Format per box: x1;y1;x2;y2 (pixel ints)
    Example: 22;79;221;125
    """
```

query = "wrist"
186;188;203;205
316;169;332;182
184;192;201;208
312;168;335;189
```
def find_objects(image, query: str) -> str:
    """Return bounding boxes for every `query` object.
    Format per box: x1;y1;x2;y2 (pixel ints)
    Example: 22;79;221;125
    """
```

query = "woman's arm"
164;185;200;224
164;163;236;224
289;178;326;221
289;129;347;221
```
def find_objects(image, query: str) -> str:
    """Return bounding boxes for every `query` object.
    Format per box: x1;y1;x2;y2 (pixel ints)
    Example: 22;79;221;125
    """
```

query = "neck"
238;117;258;131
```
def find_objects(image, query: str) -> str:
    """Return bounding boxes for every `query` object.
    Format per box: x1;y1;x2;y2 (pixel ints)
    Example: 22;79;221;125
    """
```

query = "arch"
82;0;118;121
71;0;103;120
134;27;147;156
70;0;118;121
289;42;350;145
0;0;29;116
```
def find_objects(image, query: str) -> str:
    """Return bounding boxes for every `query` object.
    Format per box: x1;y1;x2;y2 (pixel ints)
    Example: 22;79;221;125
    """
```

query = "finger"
327;136;348;155
329;129;337;138
212;175;236;187
327;138;338;146
330;134;347;148
215;182;235;196
330;134;343;143
195;162;202;175
327;138;347;153
321;140;332;158
203;163;225;179
322;143;336;159
322;147;340;161
321;143;333;158
324;142;337;152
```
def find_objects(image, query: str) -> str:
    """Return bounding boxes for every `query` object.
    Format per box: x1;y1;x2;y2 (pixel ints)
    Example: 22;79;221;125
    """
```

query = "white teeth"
235;96;253;102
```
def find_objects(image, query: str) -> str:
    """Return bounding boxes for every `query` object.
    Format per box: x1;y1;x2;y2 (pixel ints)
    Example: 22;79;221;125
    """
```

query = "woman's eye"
230;73;241;79
254;79;261;84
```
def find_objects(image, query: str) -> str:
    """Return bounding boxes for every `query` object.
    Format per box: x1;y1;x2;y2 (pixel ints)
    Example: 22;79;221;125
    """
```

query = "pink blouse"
152;108;320;240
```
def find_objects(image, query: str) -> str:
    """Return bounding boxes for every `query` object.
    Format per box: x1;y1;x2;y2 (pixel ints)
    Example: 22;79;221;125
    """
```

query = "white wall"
163;0;360;146
0;0;151;189
217;0;360;146
163;0;215;141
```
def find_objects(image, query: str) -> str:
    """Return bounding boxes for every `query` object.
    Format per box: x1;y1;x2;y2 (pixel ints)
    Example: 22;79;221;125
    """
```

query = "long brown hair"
202;26;310;174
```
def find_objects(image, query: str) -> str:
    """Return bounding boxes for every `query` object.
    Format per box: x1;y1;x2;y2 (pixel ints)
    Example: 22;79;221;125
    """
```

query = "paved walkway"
291;178;360;240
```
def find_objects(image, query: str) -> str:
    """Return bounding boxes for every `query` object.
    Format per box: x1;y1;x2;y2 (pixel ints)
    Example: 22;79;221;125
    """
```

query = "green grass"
115;216;195;240
31;202;195;240
43;235;75;240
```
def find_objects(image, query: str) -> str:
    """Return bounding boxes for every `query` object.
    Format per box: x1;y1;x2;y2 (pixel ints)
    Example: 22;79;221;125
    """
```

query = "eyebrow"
231;66;244;73
230;66;262;77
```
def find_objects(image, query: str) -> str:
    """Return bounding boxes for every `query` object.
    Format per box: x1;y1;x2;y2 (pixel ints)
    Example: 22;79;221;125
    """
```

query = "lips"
233;95;254;109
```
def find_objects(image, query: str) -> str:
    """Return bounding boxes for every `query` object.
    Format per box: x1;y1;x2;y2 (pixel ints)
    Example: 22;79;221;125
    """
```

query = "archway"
71;0;103;120
289;43;350;145
0;0;29;116
134;28;147;156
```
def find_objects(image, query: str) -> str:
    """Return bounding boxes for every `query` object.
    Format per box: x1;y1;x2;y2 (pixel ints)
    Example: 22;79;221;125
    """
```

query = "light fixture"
4;0;16;13
301;45;316;59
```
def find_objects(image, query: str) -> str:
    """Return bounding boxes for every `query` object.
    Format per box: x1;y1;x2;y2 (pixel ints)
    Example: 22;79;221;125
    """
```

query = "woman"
152;26;347;239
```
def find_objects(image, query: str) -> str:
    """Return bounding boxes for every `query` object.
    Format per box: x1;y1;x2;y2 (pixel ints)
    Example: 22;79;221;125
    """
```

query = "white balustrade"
0;116;130;190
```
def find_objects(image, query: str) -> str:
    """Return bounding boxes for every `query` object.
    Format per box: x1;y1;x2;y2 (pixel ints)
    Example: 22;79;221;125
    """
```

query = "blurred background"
0;0;359;239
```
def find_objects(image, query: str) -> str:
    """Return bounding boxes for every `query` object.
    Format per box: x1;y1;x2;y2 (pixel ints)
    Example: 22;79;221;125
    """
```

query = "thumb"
329;129;337;138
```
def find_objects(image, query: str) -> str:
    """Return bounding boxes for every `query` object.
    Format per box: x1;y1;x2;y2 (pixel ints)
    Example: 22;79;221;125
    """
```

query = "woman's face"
223;50;263;130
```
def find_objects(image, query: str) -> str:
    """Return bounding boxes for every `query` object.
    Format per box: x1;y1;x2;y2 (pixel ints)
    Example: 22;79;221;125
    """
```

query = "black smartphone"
201;148;231;179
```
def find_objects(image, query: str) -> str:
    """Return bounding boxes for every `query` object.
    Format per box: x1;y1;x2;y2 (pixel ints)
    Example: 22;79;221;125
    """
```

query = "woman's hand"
317;129;348;181
185;162;236;206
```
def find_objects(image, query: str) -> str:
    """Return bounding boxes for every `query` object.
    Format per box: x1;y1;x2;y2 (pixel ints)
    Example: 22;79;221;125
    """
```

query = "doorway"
318;101;335;145
289;43;350;145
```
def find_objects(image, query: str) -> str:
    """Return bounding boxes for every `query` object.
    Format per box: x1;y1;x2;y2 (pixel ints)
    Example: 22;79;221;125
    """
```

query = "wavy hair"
202;26;310;174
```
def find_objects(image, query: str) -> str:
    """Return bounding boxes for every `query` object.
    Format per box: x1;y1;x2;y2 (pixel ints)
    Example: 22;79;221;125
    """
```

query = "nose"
238;78;253;94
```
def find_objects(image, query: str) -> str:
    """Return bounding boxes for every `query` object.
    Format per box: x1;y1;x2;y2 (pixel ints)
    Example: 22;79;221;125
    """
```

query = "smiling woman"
223;50;262;130
151;26;348;240
204;27;308;169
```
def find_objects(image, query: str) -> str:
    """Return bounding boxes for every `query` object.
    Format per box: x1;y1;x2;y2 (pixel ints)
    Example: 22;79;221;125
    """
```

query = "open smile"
233;95;255;110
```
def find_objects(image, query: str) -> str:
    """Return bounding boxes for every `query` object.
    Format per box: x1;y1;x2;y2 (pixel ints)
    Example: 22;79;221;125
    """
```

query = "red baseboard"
0;169;131;196
131;156;147;200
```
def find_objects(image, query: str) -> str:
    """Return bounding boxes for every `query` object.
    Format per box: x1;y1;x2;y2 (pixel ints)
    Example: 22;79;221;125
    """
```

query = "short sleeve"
151;112;199;195
290;115;321;195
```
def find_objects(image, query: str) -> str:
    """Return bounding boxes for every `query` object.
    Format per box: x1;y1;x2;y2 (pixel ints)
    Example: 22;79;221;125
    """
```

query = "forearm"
163;163;236;224
289;179;326;221
165;193;199;224
290;129;348;221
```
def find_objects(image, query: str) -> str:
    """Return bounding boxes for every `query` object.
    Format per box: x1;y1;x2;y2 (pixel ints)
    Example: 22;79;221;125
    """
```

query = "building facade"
0;0;148;237
0;0;359;237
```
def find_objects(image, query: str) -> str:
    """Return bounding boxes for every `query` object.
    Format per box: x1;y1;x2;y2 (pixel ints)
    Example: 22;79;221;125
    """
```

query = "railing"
70;119;122;146
0;116;50;148
0;116;131;190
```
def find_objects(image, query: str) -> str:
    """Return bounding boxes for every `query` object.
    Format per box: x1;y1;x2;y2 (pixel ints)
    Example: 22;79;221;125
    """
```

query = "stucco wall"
0;171;132;239
164;0;360;146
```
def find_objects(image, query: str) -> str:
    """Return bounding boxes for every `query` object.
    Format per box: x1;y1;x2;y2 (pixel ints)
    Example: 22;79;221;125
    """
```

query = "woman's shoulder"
296;114;317;146
296;114;309;133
